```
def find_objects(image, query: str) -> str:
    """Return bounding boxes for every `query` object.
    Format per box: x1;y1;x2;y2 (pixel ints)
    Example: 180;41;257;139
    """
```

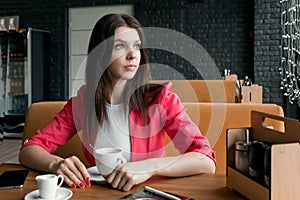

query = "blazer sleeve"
22;86;86;153
158;82;216;164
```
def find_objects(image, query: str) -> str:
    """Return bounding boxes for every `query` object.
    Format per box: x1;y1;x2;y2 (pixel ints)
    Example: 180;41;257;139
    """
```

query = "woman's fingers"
106;168;135;191
71;156;91;187
55;156;91;188
105;161;154;191
118;173;136;191
111;171;123;189
122;178;136;191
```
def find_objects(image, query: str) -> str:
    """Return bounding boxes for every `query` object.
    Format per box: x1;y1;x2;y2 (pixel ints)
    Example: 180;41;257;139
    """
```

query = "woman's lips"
124;65;137;71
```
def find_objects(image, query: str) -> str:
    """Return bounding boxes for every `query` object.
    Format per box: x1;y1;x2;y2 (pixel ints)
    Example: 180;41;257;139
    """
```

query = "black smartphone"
0;169;29;190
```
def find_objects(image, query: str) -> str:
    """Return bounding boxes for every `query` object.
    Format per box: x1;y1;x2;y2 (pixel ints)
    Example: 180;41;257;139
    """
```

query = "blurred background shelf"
0;25;50;139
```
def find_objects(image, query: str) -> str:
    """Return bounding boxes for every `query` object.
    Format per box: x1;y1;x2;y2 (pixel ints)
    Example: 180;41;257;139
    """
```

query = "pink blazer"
23;82;216;166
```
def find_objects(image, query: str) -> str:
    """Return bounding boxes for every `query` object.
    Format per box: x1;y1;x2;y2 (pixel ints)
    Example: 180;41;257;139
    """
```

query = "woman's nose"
126;50;137;60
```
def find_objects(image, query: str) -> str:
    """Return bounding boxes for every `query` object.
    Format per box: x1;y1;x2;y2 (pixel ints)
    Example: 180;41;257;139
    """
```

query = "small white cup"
94;147;127;175
35;174;64;199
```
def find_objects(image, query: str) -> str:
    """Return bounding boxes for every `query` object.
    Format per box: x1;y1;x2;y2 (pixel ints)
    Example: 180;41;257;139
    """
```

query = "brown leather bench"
151;80;238;103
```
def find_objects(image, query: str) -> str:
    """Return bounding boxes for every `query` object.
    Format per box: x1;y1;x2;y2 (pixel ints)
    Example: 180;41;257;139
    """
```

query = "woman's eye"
114;43;125;50
133;43;142;50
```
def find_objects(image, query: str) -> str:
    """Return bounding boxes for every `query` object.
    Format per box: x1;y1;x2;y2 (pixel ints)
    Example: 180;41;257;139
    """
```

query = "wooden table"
1;163;244;200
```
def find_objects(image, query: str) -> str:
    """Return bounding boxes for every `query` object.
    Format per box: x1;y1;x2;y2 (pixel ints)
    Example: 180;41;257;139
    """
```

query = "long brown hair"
84;13;151;141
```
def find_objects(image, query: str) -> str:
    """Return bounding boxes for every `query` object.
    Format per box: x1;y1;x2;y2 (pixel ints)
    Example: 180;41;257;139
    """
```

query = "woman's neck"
109;79;127;104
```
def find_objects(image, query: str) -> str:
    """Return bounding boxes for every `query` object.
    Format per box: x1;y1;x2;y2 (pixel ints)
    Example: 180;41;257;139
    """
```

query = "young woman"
19;13;216;192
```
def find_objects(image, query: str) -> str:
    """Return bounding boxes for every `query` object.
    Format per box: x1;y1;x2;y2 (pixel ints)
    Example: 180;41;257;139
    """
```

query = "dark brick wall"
254;0;298;118
0;0;290;116
254;0;282;105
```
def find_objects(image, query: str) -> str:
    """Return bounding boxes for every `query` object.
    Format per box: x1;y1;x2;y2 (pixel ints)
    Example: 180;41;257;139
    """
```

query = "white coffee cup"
94;147;127;175
35;174;64;199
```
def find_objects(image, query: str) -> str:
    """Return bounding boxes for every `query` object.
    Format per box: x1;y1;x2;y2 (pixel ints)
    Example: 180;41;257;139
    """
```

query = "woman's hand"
19;145;91;189
52;156;91;188
105;160;155;191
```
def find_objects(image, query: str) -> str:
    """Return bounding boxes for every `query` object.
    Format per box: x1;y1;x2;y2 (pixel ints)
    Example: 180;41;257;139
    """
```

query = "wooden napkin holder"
241;84;262;103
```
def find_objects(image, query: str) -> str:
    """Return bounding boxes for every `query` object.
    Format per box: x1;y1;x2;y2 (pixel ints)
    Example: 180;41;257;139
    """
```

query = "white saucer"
24;187;73;200
87;166;106;183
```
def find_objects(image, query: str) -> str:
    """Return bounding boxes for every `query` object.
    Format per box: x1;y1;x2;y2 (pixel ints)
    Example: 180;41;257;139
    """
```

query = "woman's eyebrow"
114;39;141;43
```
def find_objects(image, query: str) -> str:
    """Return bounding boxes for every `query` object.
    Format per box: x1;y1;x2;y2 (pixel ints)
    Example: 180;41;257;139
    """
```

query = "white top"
94;103;131;161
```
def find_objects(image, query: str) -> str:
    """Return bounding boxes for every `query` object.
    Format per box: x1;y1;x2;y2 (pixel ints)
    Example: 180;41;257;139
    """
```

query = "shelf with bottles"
2;31;27;116
7;79;24;95
0;30;8;99
5;94;27;115
7;52;25;97
1;53;7;81
5;29;27;100
0;16;50;138
7;52;24;78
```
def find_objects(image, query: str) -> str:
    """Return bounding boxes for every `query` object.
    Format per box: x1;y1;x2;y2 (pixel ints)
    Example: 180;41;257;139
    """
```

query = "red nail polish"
86;177;91;182
79;182;85;188
86;181;91;187
71;183;76;188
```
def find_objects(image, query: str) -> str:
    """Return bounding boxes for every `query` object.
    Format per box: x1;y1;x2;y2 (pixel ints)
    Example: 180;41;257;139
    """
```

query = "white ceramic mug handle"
117;157;127;164
57;175;64;188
